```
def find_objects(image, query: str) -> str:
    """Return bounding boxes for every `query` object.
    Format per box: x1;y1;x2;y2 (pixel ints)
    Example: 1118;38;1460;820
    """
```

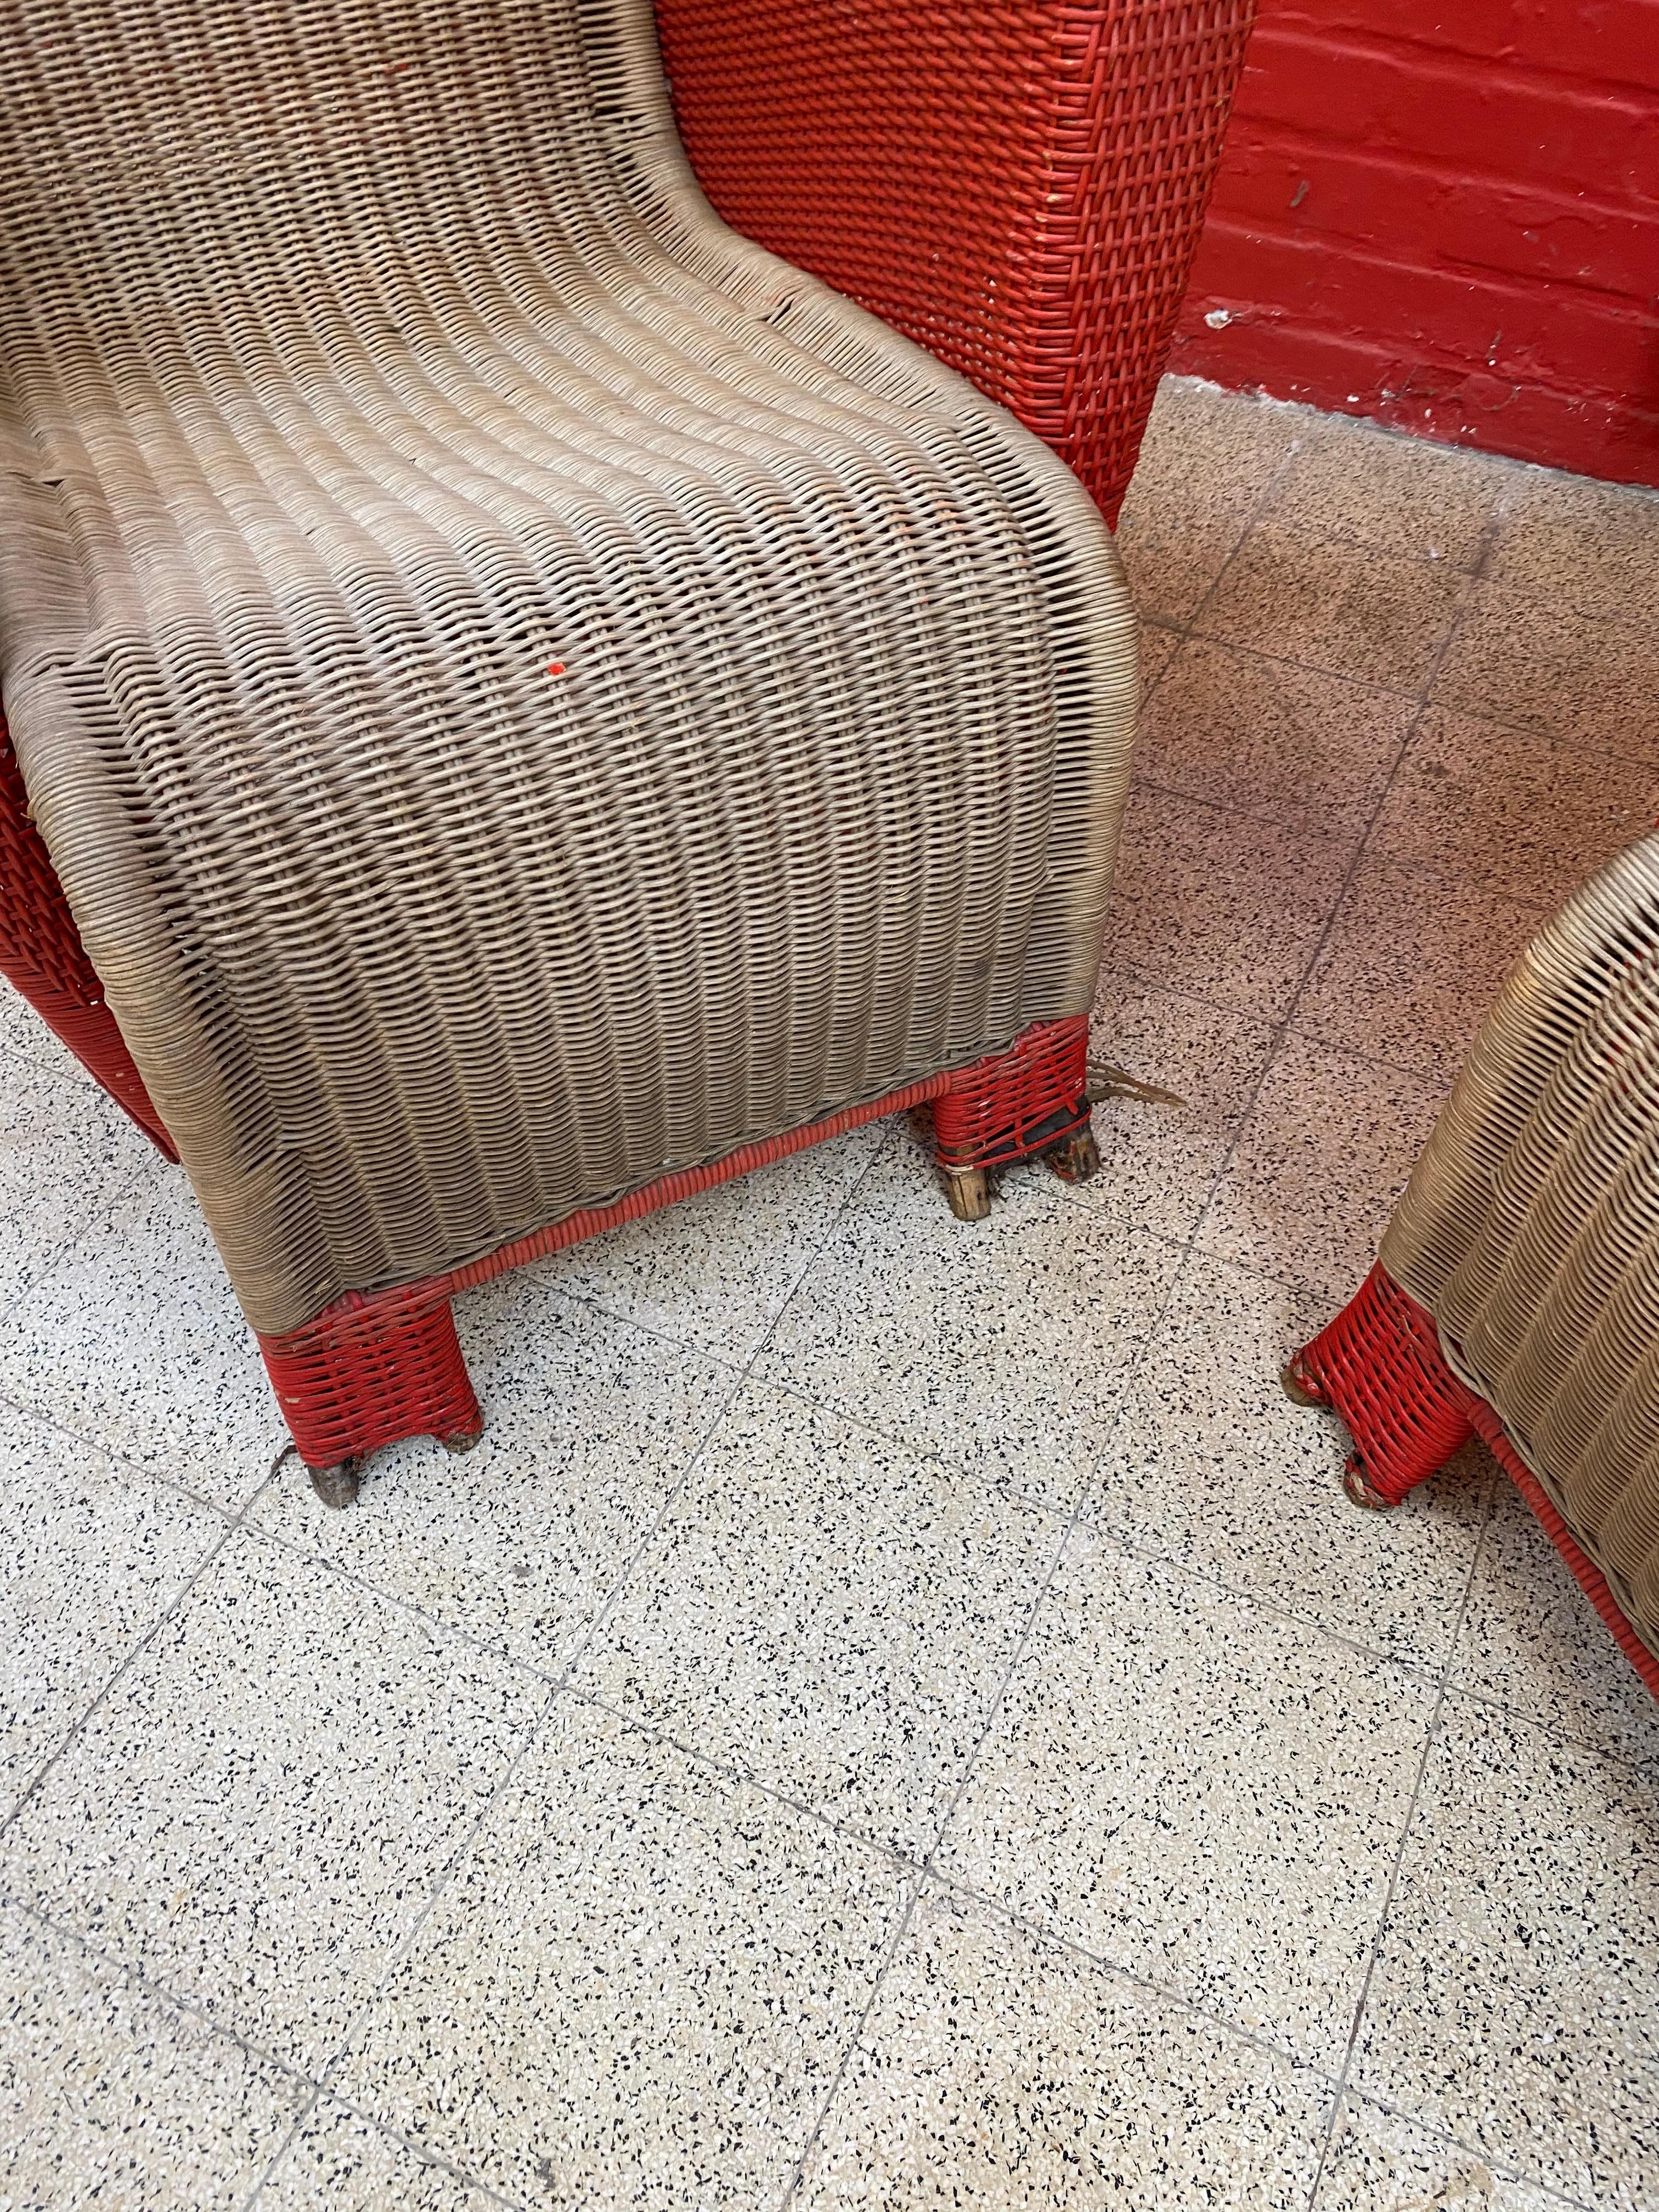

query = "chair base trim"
1289;1262;1659;1701
261;1013;1093;1479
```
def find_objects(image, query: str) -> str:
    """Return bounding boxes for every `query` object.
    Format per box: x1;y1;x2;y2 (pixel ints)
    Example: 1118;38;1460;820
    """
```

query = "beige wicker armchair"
0;0;1251;1501
1288;835;1659;1696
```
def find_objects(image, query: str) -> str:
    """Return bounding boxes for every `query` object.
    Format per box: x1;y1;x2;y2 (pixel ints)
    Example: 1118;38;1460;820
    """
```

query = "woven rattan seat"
1290;836;1659;1690
0;1;1252;1490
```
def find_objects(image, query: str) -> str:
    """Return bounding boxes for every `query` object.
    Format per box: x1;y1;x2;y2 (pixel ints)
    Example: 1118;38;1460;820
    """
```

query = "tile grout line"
1127;765;1584;922
1320;2085;1600;2212
1298;1474;1498;2212
249;2086;532;2212
1169;472;1508;1287
253;1198;1647;1888
743;1170;1649;1779
4;1115;939;2212
548;1114;905;1684
768;1116;1260;2202
1124;408;1314;712
770;516;1481;2190
254;1124;909;1707
0;1444;289;1850
0;1379;280;1525
940;1836;1639;2212
930;1870;1341;2079
233;1660;562;2212
5;1892;323;2092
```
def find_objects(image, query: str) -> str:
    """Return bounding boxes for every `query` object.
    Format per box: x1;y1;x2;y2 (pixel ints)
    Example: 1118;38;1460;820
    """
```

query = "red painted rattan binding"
1289;1262;1659;1701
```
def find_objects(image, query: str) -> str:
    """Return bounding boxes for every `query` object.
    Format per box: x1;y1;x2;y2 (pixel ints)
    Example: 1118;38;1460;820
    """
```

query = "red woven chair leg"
932;1014;1094;1220
259;1293;483;1505
1284;1261;1477;1508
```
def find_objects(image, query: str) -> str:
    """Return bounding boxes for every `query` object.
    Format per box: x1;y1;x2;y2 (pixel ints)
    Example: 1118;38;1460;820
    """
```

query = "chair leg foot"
943;1164;991;1221
1342;1460;1396;1511
1047;1127;1101;1184
308;1458;363;1509
443;1421;485;1454
1279;1357;1325;1408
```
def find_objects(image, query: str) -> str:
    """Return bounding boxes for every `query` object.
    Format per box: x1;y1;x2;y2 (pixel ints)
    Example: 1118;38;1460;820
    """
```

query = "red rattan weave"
0;719;175;1159
1286;1262;1476;1511
653;1;1256;525
1290;1263;1659;1701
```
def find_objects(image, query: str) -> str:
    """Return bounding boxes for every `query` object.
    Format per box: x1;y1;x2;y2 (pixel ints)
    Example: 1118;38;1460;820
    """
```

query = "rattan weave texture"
1380;834;1659;1656
654;1;1255;527
0;0;1136;1338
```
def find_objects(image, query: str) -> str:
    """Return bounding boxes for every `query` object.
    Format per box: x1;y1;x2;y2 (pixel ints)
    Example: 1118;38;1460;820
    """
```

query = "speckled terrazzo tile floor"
3;380;1657;2210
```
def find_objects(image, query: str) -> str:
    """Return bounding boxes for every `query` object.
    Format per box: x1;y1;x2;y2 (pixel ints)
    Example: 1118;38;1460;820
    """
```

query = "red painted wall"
1170;1;1659;485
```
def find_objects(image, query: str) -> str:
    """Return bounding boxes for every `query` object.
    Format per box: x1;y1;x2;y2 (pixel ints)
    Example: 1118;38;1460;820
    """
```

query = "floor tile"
1262;419;1504;568
1488;466;1659;629
1136;637;1415;855
1116;379;1301;627
0;1905;308;2212
1431;583;1659;767
1353;1695;1659;2209
797;1883;1330;2211
249;1277;735;1678
0;980;91;1087
1198;1035;1444;1308
1;1527;544;2077
0;1155;287;1515
0;1058;136;1323
1126;379;1304;523
1107;785;1351;1022
1081;967;1278;1243
1197;524;1468;693
1371;704;1655;910
573;1383;1064;1858
1093;1252;1492;1669
756;1130;1182;1513
258;2100;489;2211
0;1403;223;1821
533;1124;887;1363
1295;854;1541;1086
1452;1472;1659;1775
334;1696;911;2210
1312;2092;1570;2212
935;1531;1437;2068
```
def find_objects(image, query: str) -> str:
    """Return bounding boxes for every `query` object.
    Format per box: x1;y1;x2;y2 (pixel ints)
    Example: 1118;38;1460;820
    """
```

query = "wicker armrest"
653;0;1254;524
